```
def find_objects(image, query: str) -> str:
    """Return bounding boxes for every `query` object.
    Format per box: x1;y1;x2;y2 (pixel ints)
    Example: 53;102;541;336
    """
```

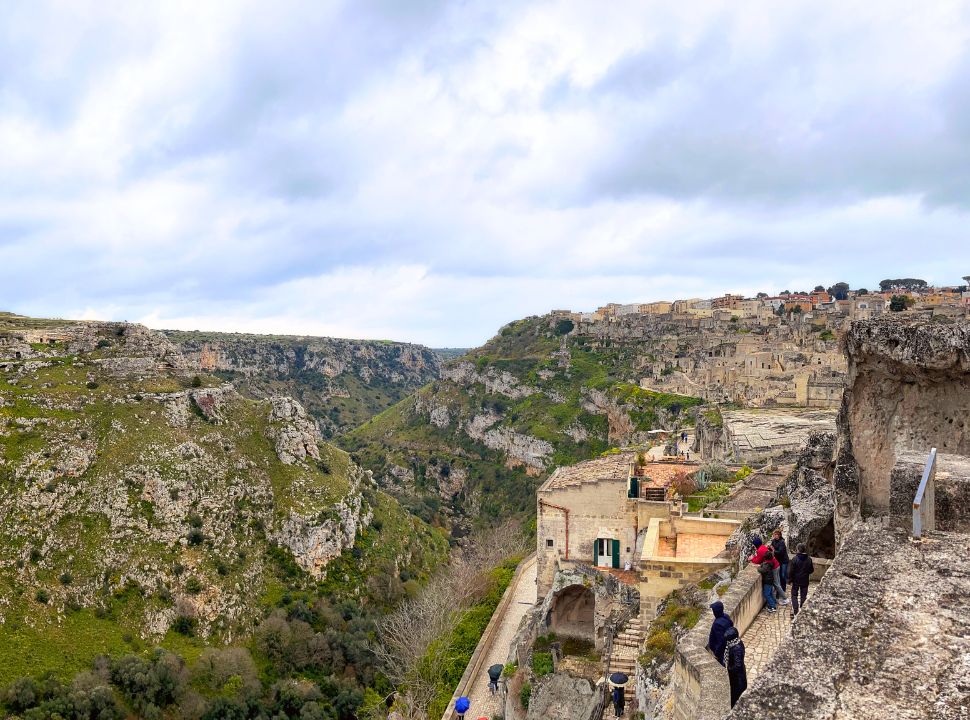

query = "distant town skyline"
2;1;970;346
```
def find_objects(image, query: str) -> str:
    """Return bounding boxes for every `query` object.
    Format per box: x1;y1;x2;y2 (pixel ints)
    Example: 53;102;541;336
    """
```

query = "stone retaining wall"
670;557;830;720
442;553;536;720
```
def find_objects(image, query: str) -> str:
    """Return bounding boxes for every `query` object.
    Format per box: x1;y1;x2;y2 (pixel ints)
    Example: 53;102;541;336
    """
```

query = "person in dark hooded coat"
706;600;734;665
724;626;747;707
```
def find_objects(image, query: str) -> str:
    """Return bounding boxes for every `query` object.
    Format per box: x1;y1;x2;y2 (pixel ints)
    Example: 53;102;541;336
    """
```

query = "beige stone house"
536;453;739;624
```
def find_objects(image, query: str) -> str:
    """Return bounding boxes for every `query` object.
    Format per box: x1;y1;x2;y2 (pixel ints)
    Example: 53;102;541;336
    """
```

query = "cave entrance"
807;517;835;558
550;584;595;641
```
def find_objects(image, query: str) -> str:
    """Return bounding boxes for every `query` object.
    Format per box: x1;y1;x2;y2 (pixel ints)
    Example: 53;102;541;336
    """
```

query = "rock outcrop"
166;330;440;437
835;317;970;536
730;522;970;720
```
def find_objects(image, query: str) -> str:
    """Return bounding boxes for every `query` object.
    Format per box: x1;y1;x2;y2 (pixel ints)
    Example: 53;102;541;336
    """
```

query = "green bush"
185;577;203;595
532;652;553;677
34;589;49;604
520;682;532;709
59;571;73;585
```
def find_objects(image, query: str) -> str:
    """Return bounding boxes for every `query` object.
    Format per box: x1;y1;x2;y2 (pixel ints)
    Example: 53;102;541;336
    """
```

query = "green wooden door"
612;539;620;568
593;540;599;566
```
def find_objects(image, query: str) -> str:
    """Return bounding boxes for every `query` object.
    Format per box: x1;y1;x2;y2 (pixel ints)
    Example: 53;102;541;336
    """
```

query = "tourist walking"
723;626;747;707
611;685;625;717
769;530;789;604
757;549;778;613
707;600;734;666
788;543;814;616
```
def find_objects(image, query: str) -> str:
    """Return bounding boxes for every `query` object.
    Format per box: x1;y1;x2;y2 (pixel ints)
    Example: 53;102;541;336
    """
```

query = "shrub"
187;512;204;529
28;548;41;563
187;528;205;546
520;682;532;709
171;615;196;637
671;471;698;497
532;651;553;677
185;577;203;595
191;375;203;388
86;381;99;390
34;589;49;604
59;571;73;585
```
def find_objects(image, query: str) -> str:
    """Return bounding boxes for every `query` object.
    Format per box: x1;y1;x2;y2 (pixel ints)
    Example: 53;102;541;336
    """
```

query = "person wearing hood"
706;601;734;665
788;542;814;616
724;626;747;708
748;536;771;564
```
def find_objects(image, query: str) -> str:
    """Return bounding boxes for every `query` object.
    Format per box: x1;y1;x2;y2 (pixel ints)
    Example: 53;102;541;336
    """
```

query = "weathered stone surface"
836;317;970;531
268;396;321;464
526;674;598;720
891;451;970;533
729;522;970;720
782;431;836;555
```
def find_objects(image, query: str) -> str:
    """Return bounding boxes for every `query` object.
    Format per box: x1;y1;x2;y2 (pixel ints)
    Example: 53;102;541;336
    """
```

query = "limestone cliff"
0;312;402;646
342;314;704;527
165;329;440;437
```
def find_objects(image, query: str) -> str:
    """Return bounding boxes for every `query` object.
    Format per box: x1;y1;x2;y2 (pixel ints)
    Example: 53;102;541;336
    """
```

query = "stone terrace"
541;452;695;491
722;409;837;463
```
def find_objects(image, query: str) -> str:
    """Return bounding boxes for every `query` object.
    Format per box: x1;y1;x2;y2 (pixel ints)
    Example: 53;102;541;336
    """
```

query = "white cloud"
2;0;970;346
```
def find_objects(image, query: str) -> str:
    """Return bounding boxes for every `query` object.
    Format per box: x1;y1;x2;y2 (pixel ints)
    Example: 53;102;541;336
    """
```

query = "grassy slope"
341;315;703;527
0;321;446;684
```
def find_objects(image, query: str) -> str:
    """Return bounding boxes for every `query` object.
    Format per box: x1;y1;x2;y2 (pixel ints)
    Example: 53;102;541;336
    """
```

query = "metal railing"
913;447;937;539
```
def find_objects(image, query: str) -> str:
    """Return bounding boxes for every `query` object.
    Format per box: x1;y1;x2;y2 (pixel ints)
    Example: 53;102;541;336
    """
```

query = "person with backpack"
757;548;778;613
706;600;734;666
788;542;815;616
769;530;789;604
771;529;790;593
723;626;747;707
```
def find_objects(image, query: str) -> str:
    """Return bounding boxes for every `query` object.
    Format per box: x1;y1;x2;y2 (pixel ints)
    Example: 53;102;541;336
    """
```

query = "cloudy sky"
2;0;970;346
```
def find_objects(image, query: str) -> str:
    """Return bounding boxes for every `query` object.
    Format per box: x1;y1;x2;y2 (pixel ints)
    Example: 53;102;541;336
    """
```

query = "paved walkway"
464;555;538;719
742;583;817;674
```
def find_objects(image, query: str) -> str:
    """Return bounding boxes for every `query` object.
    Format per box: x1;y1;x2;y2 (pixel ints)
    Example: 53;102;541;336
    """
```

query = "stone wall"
669;565;763;720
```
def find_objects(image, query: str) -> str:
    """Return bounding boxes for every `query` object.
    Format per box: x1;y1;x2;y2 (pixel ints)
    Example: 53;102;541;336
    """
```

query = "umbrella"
608;672;629;687
455;696;470;715
488;664;503;681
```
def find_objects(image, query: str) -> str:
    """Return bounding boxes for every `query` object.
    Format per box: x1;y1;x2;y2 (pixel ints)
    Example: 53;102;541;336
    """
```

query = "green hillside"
0;313;447;716
341;314;703;529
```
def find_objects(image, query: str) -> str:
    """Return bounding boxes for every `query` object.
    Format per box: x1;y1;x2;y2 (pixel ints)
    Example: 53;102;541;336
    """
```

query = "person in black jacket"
788;542;814;615
706;601;734;665
770;529;790;593
724;626;747;707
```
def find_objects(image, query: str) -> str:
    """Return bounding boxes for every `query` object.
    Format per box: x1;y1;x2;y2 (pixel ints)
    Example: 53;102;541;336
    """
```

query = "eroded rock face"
728;523;970;720
443;362;538;399
526;674;597;720
783;431;836;556
836;317;970;532
268;396;321;464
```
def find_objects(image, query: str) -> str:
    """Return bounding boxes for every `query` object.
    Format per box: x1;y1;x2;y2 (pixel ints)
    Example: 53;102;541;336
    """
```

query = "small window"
546;539;554;548
626;547;631;553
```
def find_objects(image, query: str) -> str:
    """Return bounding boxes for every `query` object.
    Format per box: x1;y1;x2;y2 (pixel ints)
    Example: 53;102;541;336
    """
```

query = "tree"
814;285;825;292
889;295;915;312
880;278;927;292
792;305;803;314
857;288;869;295
756;292;767;298
827;282;850;300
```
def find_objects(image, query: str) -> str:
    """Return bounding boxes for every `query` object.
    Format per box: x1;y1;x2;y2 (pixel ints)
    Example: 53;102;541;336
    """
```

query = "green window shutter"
593;540;599;565
612;539;620;568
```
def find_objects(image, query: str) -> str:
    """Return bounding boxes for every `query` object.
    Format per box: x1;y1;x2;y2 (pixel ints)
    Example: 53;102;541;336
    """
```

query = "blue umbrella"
455;696;470;715
609;672;629;686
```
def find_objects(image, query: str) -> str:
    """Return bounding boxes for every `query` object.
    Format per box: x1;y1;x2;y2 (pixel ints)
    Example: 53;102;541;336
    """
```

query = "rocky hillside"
0;312;444;681
164;330;440;438
341;314;703;528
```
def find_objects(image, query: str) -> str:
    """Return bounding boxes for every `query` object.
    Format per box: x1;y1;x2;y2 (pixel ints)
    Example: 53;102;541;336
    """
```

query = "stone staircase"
608;616;644;677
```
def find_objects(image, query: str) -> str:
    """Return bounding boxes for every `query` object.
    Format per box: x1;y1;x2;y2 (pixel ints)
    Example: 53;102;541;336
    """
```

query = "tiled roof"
539;453;698;492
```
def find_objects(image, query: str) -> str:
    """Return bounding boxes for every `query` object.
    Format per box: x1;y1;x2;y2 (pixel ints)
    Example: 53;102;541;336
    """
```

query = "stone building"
536;453;739;628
